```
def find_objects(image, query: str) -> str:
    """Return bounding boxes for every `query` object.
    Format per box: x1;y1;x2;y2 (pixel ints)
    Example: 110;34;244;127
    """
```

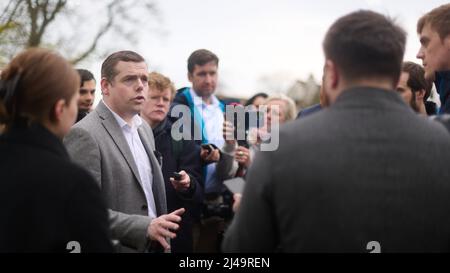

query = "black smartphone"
172;172;182;181
201;143;218;153
201;144;212;153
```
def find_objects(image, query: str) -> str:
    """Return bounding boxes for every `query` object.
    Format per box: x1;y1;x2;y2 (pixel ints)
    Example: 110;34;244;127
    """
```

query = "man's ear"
101;78;110;96
52;99;66;122
416;89;426;102
324;60;339;90
187;72;193;83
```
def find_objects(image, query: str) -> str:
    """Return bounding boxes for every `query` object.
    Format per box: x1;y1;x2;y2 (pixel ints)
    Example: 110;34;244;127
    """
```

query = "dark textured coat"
0;123;113;252
223;87;450;253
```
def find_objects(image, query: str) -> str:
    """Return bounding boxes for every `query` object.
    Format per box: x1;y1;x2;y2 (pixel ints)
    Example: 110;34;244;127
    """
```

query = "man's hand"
147;208;185;251
232;193;242;213
200;145;221;163
223;121;236;145
235;146;251;168
170;170;190;192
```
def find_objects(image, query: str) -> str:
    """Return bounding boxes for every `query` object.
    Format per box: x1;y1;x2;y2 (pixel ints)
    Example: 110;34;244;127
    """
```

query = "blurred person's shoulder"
430;114;450;134
282;107;334;138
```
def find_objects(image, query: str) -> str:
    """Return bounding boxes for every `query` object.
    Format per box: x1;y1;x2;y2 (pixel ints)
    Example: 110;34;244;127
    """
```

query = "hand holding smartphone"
201;143;218;153
172;172;182;181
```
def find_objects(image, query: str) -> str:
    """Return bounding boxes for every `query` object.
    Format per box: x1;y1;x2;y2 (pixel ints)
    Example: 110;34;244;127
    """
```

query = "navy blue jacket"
296;103;322;119
435;71;450;114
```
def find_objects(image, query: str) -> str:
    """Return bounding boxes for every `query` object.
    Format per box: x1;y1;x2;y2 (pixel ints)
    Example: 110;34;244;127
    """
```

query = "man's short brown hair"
402;62;433;101
187;49;219;74
148;72;175;98
323;10;406;86
417;4;450;41
101;51;145;82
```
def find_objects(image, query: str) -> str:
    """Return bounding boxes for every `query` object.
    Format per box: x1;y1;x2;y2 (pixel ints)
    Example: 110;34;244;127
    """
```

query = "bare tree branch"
41;0;50;22
0;0;15;20
26;0;38;46
70;0;120;64
1;0;162;63
0;0;23;23
36;0;66;44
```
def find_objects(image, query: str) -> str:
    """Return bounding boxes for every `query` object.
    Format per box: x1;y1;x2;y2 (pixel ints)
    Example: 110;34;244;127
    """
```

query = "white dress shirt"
104;101;157;218
189;89;225;193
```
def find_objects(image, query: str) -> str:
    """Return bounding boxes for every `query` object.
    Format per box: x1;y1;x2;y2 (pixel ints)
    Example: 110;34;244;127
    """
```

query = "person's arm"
222;150;277;252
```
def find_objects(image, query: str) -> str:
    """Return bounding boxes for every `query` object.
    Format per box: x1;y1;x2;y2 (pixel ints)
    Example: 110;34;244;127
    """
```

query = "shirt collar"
103;100;142;130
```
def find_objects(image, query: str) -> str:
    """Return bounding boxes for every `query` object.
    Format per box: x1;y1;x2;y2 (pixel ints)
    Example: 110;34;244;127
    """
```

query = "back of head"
418;4;450;41
101;51;145;82
187;49;219;74
76;69;95;86
0;48;79;132
402;62;433;101
323;10;406;87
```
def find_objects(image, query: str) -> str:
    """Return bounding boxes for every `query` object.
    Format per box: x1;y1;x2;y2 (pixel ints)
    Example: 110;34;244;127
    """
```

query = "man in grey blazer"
64;51;184;253
223;11;450;252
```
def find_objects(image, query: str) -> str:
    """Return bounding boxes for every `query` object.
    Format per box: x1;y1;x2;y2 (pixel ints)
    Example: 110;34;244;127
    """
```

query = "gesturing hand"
147;208;185;251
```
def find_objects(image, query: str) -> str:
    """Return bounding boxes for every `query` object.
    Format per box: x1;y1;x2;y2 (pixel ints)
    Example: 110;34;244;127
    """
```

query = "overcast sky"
81;0;449;103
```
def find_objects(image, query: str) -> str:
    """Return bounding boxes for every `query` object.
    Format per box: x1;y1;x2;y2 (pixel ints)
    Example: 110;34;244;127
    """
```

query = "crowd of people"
1;4;450;253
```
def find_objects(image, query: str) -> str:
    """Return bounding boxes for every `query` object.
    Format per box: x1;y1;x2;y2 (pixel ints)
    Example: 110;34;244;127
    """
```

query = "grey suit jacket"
223;87;450;253
64;101;167;252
